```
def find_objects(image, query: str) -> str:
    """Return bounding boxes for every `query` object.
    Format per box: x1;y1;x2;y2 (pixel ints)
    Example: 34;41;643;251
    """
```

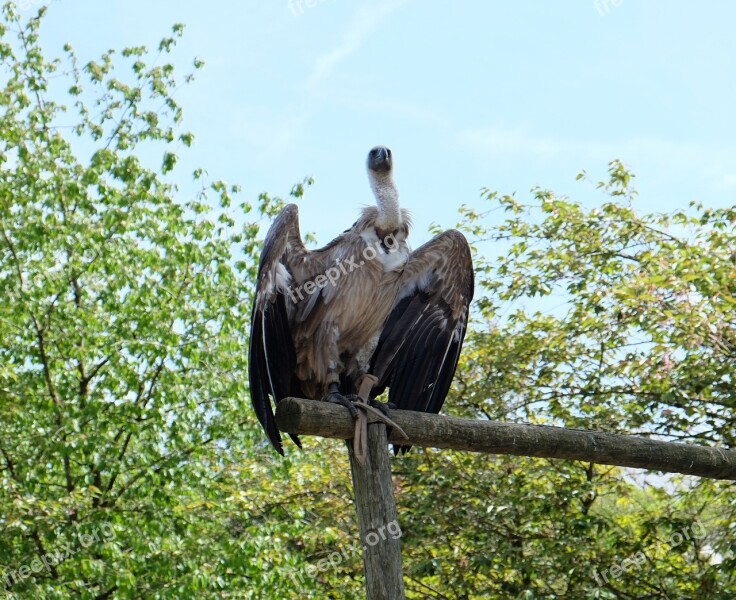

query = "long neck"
370;173;402;231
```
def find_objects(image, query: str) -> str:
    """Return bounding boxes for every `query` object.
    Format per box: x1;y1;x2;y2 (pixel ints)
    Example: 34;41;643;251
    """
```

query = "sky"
31;0;736;249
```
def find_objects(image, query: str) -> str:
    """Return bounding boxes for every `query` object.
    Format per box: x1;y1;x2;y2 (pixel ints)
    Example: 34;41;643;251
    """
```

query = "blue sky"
35;0;736;248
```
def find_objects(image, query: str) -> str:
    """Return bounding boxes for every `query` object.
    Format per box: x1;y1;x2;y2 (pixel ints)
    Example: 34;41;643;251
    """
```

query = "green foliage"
440;160;736;597
392;447;735;598
462;161;736;445
1;4;734;599
0;3;289;597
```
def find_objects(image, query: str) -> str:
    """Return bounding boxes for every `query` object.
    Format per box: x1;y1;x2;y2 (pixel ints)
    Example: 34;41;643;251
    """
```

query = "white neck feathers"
369;172;401;231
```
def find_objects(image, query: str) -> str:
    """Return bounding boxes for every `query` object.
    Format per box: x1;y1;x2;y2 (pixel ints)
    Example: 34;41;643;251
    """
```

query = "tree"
462;163;736;448
424;161;736;598
0;3;269;596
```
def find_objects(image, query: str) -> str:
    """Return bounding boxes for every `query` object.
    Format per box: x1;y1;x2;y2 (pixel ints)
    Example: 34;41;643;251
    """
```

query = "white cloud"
307;0;408;92
326;91;447;127
235;1;410;163
457;124;736;162
704;166;736;192
457;124;736;194
235;111;314;163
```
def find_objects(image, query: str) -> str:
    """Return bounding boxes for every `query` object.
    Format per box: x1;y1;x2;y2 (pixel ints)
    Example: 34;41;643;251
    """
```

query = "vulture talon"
367;399;397;440
356;399;408;440
323;391;359;419
367;398;391;417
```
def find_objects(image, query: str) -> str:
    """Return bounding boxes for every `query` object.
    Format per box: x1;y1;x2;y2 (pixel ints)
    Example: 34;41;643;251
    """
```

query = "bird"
249;145;474;460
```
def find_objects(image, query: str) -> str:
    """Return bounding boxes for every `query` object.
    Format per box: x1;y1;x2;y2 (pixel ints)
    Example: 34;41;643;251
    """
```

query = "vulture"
249;146;474;460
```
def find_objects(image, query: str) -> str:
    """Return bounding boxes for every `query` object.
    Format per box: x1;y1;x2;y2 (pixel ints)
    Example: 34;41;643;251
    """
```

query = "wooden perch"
275;397;736;481
348;423;405;600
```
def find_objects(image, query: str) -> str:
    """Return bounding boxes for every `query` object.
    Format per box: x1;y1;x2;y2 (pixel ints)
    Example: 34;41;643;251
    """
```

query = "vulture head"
366;145;400;231
367;145;393;173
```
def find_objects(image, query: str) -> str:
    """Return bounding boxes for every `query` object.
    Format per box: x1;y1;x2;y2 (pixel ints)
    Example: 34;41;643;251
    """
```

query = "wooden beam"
275;397;736;481
347;424;406;600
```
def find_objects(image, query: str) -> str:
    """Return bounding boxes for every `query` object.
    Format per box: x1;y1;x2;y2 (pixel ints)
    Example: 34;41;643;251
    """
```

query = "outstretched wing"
248;204;306;454
370;230;474;450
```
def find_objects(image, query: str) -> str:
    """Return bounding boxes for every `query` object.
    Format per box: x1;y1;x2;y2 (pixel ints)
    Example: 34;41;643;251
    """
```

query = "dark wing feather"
248;204;305;454
369;230;474;452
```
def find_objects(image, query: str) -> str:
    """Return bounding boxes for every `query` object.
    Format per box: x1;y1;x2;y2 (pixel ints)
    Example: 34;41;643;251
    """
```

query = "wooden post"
347;422;406;600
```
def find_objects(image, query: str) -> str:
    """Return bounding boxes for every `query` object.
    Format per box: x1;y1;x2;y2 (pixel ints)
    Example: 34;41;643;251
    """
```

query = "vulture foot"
323;382;408;465
323;391;360;419
367;398;396;417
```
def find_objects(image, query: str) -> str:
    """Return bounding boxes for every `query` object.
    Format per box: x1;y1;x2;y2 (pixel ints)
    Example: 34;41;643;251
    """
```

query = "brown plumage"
249;146;474;454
